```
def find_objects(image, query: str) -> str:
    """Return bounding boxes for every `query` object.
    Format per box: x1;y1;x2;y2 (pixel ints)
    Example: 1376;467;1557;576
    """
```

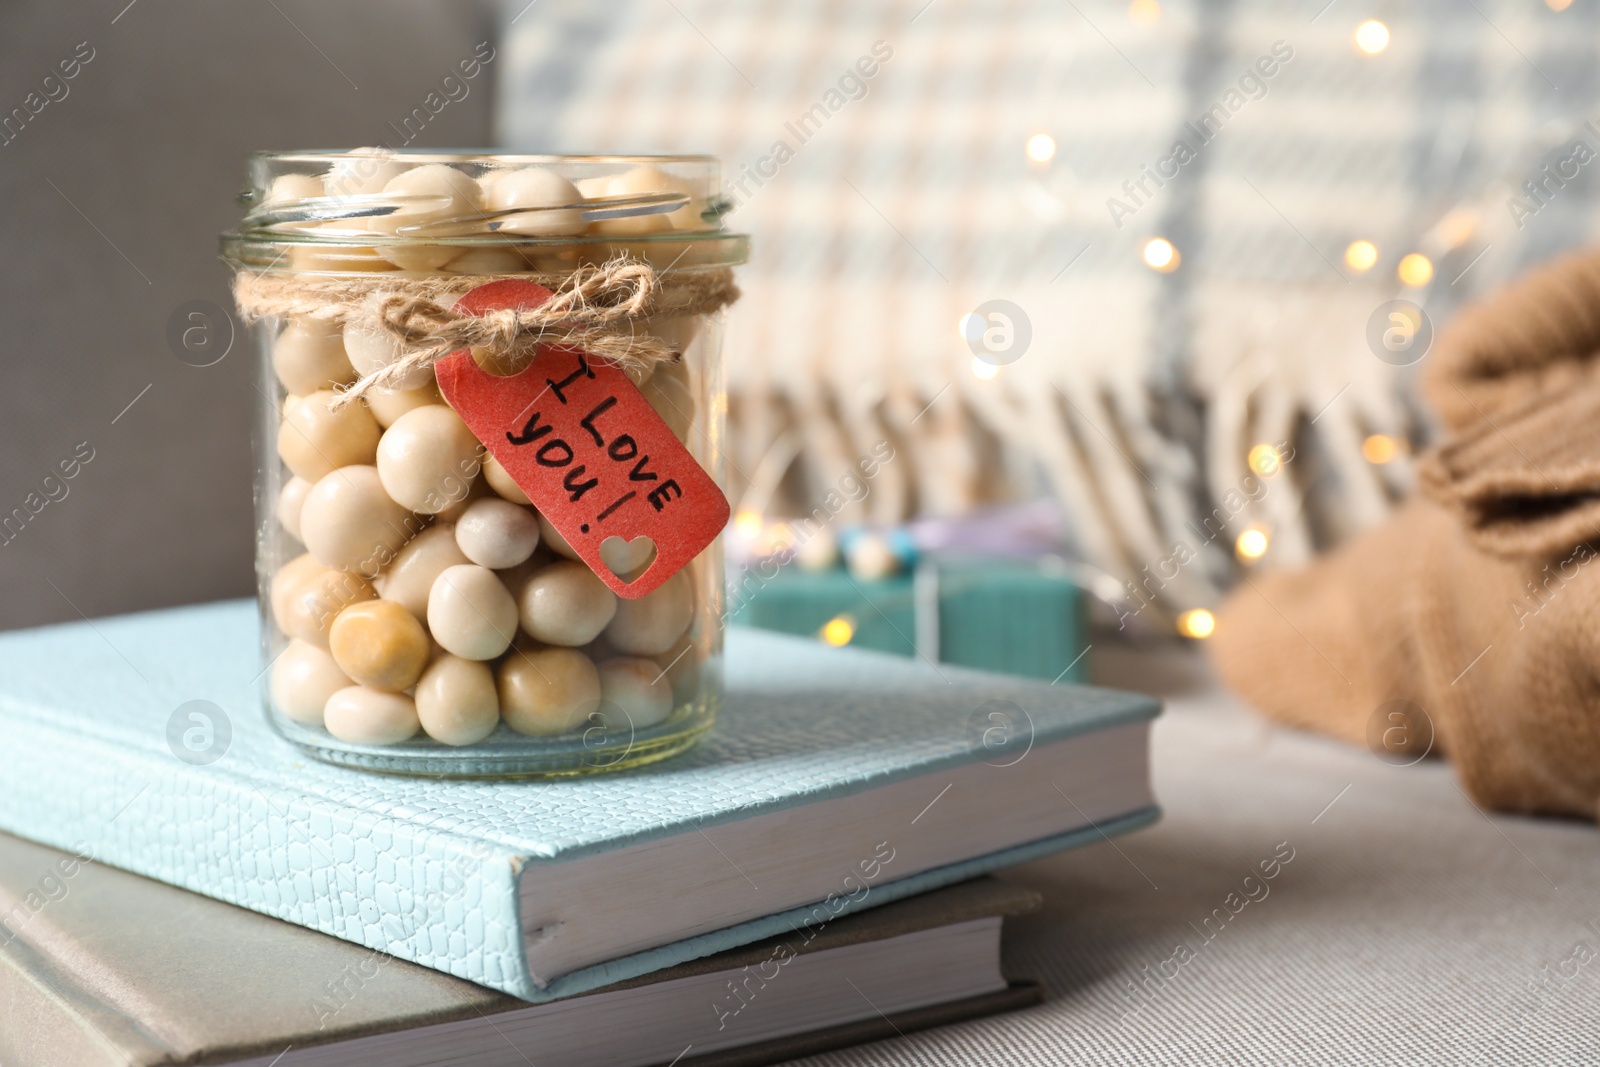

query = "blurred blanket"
1212;248;1600;820
499;0;1600;616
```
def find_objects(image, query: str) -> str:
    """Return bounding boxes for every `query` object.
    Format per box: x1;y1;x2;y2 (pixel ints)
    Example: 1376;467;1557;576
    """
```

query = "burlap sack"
1210;249;1600;820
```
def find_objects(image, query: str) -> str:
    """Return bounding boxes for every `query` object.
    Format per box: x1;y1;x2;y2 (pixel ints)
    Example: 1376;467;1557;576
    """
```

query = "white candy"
595;657;674;729
538;512;581;560
599;165;702;231
517;561;617;647
269;553;327;631
376;405;483;514
279;566;378;649
604;570;692;655
272;319;355;395
278;390;381;482
639;359;695;441
380;523;470;619
498;647;601;736
455;498;540;569
270;639;351;726
299;465;416;572
265;173;322;206
323;148;407;197
427;564;517;660
343;320;434;392
447;246;532;273
485;167;587;236
276;476;313;542
323;686;420;745
414;654;500;745
370;164;482;270
484;454;531;504
365;381;441;428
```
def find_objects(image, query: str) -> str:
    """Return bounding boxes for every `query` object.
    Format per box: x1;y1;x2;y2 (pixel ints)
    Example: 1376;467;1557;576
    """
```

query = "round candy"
376;405;483;514
447;246;534;274
483;453;532;504
604;570;691;655
323;687;420;745
380;523;470;619
455;498;540;569
640;359;695;441
485;167;586;236
299;465;416;572
270;552;327;631
415;654;500;745
538;513;581;560
498;647;601;736
278;391;381;482
323;148;407;197
281;567;378;648
366;381;441;428
517;561;617;647
269;639;351;726
264;173;322;205
272;319;355;395
654;631;703;704
343;320;434;392
276;476;313;542
328;599;430;692
597;164;702;231
427;564;517;660
595;657;674;729
370;164;482;270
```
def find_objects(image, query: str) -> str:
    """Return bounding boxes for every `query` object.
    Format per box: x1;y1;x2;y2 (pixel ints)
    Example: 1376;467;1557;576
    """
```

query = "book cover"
0;600;1157;1000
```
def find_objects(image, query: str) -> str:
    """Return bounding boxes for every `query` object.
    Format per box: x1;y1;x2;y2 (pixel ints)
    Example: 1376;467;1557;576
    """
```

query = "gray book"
0;832;1041;1067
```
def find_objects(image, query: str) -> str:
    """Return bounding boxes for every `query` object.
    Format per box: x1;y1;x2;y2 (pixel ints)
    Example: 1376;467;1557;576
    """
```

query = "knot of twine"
232;257;739;408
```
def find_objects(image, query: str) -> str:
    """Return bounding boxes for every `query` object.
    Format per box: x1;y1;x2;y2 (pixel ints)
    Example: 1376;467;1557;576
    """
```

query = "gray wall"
0;1;497;629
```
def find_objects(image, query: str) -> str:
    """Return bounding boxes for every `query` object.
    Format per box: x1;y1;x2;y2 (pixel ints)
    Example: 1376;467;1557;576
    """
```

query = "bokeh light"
1398;253;1434;287
1344;240;1378;273
1236;527;1269;560
821;615;855;646
1355;20;1390;55
1248;443;1283;476
1362;434;1400;464
1026;132;1057;163
1143;237;1179;271
1177;608;1216;639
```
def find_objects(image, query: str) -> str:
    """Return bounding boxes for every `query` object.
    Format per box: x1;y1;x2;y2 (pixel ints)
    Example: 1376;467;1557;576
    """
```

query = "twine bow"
231;257;739;408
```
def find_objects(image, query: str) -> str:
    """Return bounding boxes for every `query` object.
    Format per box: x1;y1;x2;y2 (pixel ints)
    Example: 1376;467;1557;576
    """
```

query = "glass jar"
222;151;747;777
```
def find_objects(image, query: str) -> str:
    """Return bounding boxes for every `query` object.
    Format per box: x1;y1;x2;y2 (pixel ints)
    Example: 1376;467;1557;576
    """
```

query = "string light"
1026;133;1057;163
1355;20;1390;55
1177;608;1216;639
1248;443;1283;477
821;616;856;646
1398;253;1434;287
1362;434;1400;464
1344;240;1379;273
1128;0;1161;24
1143;238;1180;272
1236;527;1269;561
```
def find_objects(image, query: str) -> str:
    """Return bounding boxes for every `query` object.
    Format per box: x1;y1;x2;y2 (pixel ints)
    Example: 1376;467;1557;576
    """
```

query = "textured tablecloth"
787;643;1600;1066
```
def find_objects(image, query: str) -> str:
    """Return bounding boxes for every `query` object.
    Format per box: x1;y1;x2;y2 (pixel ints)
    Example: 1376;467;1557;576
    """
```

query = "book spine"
0;708;537;999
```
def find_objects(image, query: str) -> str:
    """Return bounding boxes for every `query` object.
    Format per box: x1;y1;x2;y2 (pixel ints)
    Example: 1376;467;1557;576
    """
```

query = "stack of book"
0;600;1158;1066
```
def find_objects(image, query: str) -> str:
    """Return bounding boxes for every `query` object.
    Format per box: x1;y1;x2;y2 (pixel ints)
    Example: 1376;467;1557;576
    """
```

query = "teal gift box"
728;559;1090;683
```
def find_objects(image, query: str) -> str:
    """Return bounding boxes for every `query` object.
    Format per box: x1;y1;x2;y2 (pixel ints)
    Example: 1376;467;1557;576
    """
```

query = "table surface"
787;642;1600;1067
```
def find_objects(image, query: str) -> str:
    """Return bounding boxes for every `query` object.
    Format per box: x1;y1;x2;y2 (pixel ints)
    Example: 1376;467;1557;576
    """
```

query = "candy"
639;358;695;441
379;523;470;620
328;599;430;692
343;320;434;392
604;570;691;655
414;653;500;745
365;380;442;428
427;564;517;660
323;687;420;745
593;164;702;233
269;639;351;726
483;453;531;504
595;656;674;729
272;319;355;395
447;246;532;273
269;552;327;631
538;512;581;560
498;646;601;736
485;167;587;236
376;405;483;514
455;498;540;569
299;465;416;572
370;164;482;270
276;476;313;542
280;566;378;649
517;561;617;646
277;390;381;482
323;148;407;197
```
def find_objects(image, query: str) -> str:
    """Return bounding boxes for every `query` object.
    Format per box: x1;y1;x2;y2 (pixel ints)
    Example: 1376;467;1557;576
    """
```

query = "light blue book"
0;600;1158;1002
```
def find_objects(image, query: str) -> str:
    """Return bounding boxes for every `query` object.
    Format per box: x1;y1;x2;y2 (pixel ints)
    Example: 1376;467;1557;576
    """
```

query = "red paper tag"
435;280;728;599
